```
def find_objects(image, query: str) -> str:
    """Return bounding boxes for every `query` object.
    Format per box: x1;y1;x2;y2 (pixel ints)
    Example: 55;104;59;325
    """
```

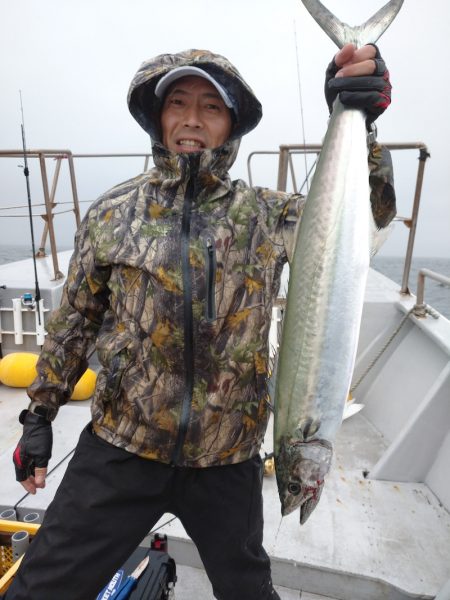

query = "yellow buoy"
0;352;39;388
71;368;97;401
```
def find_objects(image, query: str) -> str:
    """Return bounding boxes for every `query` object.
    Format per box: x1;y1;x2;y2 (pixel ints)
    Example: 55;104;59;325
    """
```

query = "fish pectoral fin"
295;418;320;441
370;221;394;257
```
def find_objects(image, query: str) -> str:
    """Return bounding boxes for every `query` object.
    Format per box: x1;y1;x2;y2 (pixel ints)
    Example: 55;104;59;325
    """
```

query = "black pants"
5;424;280;600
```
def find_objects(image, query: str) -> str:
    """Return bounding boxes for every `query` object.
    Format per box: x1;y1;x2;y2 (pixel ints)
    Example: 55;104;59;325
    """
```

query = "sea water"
371;255;449;319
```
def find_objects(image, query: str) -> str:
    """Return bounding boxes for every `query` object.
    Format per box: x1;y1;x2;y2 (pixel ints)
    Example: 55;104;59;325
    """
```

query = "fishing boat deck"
175;564;333;599
1;370;449;599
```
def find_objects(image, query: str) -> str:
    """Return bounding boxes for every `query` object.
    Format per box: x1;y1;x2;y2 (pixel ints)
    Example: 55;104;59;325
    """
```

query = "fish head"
275;437;333;524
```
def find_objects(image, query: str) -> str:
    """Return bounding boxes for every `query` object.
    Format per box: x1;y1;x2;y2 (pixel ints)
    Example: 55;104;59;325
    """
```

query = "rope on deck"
350;307;415;394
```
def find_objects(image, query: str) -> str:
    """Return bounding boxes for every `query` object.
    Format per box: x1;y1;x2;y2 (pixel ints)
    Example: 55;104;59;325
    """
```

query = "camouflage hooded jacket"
28;49;396;467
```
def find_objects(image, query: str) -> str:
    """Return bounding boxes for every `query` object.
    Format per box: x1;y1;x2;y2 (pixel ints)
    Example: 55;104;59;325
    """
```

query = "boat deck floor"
1;386;449;599
175;564;333;599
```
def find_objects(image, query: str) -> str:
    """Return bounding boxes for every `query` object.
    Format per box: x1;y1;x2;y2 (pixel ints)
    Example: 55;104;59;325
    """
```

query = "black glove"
324;44;391;127
13;409;53;482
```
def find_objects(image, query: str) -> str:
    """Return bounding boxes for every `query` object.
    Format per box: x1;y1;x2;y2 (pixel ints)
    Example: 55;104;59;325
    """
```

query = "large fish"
273;0;403;525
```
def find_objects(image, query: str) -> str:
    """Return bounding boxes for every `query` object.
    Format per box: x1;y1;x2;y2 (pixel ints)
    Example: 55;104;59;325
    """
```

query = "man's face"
160;75;232;153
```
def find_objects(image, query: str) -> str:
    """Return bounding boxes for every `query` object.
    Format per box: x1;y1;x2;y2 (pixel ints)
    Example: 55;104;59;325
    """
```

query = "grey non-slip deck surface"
1;388;449;599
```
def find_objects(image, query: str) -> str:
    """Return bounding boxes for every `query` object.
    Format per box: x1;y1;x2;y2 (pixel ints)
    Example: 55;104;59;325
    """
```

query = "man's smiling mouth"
177;139;205;148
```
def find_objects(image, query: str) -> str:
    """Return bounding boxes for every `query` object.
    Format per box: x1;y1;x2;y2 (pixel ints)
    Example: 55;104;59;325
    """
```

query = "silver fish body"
274;0;403;525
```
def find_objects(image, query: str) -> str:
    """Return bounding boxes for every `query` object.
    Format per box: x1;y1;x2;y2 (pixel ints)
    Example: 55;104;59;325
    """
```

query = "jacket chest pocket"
204;235;216;322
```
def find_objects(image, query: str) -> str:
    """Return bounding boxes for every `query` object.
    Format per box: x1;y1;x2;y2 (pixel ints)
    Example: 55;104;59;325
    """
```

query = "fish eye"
288;482;301;495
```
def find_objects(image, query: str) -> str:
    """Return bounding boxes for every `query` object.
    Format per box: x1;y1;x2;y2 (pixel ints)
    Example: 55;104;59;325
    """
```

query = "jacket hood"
128;49;263;143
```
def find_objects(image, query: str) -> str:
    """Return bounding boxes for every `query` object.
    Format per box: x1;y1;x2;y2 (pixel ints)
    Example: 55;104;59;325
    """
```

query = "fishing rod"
19;90;42;326
293;19;310;194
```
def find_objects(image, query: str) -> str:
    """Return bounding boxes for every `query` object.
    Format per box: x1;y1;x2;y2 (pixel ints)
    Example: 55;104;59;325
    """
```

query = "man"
6;44;395;599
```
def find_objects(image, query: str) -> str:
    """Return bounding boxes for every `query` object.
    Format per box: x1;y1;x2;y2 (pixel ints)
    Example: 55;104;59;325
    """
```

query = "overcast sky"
1;0;449;257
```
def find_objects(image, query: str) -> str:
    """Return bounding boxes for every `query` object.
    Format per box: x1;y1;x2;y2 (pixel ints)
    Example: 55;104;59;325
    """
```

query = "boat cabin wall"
353;270;450;513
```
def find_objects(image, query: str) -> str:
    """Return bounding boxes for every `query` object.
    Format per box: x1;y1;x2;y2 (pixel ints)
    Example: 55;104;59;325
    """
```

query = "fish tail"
300;0;404;47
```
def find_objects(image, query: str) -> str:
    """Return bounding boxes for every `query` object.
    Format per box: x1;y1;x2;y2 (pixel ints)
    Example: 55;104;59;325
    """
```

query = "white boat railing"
0;150;152;281
414;269;450;318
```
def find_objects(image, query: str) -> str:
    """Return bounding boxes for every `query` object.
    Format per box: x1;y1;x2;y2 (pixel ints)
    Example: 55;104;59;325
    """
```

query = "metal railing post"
37;156;63;256
38;153;63;280
277;146;290;192
401;148;430;294
287;153;298;194
413;268;450;317
67;153;81;228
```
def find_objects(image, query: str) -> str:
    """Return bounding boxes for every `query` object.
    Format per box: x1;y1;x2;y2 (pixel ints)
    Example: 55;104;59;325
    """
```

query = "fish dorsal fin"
370;221;394;257
300;0;404;47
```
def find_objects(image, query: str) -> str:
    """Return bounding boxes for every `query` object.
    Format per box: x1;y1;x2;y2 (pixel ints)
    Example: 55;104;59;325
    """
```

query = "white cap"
154;66;234;110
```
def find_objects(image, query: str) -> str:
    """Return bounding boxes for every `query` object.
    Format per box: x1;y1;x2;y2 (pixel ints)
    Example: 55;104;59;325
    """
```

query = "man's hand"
324;43;391;126
13;410;53;494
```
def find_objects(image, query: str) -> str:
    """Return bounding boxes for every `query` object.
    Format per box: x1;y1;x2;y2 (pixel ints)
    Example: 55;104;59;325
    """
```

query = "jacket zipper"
171;155;199;465
205;236;216;321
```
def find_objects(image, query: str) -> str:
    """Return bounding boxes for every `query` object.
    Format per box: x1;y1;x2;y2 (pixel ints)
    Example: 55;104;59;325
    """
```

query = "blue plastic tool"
113;555;150;599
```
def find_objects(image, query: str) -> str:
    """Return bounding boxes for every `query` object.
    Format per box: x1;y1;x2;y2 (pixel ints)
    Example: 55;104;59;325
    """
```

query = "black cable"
13;448;76;511
149;516;177;535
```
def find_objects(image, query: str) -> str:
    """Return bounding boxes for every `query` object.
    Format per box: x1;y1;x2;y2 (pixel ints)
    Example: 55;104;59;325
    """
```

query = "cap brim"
154;66;234;110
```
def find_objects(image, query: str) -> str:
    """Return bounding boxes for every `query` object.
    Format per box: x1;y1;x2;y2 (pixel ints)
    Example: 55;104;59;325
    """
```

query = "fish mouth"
279;479;325;523
299;481;325;524
275;437;333;523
